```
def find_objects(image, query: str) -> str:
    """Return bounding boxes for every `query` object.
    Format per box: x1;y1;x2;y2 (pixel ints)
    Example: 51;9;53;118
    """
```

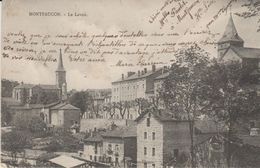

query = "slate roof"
218;15;244;44
135;109;190;123
84;134;103;142
155;72;170;80
230;46;260;59
14;83;35;89
56;49;65;72
112;68;163;83
102;125;137;138
14;83;59;90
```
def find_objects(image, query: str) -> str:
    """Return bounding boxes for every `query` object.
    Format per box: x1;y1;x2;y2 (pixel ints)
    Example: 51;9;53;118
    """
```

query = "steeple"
218;14;244;44
217;14;244;58
56;49;65;72
55;49;67;100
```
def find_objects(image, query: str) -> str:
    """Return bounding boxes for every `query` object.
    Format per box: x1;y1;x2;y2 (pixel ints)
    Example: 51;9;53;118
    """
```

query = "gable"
221;48;242;62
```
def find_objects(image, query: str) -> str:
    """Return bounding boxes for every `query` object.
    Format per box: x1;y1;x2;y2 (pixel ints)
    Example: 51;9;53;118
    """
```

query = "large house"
135;110;191;168
111;65;168;102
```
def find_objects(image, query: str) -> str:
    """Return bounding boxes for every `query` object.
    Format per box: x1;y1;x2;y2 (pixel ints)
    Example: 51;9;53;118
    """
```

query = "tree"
2;131;29;161
159;45;210;168
1;79;19;97
202;60;260;167
1;101;12;126
69;91;92;117
28;116;47;133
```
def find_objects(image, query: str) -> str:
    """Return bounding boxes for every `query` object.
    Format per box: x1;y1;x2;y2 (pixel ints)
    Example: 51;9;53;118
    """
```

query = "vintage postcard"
1;0;260;167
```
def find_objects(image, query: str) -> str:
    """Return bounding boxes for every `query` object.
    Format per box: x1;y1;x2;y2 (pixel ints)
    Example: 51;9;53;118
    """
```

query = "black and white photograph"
1;0;260;167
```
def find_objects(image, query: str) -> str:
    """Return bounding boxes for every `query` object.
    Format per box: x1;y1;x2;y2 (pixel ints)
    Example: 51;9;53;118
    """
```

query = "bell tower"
218;14;244;59
56;49;67;100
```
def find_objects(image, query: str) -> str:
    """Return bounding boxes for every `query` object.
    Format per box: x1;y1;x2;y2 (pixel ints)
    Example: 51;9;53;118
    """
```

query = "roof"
112;68;163;84
56;49;65;72
50;103;79;110
155;72;170;80
49;155;86;168
14;83;35;89
102;125;137;138
2;97;21;106
135;109;190;123
230;46;260;59
13;83;59;90
38;84;59;90
84;134;103;142
218;15;244;44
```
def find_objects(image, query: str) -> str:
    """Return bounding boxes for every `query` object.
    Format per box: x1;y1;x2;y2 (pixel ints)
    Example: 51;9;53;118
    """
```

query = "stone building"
217;14;260;87
12;49;67;104
135;110;191;168
111;65;165;102
81;126;137;168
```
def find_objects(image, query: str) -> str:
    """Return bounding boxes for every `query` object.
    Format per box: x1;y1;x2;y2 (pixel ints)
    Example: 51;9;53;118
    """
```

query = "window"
144;132;147;139
144;147;147;155
94;156;97;161
152;148;155;156
144;162;147;168
90;155;92;160
152;132;155;140
152;164;155;168
147;118;150;127
143;84;145;88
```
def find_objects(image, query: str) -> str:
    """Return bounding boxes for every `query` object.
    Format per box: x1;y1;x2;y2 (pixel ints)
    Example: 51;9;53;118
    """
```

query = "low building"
135;110;191;168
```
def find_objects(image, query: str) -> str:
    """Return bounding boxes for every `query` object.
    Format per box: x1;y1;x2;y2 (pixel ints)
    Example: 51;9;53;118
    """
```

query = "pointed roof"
56;49;65;72
218;14;244;43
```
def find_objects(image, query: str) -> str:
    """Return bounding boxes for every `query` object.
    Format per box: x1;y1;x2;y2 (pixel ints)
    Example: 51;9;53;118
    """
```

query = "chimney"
144;68;147;73
152;65;156;72
122;74;124;80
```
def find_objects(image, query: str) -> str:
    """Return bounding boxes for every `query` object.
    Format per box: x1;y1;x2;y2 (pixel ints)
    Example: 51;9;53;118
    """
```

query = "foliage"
28;116;47;133
159;45;210;168
69;91;92;116
1;79;19;97
2;131;30;160
1;101;12;126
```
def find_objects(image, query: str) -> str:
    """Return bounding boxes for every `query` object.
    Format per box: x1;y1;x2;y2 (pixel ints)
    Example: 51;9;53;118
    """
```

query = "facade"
83;134;104;162
12;49;67;104
135;110;191;168
111;65;165;102
48;103;80;129
217;14;260;86
82;126;137;168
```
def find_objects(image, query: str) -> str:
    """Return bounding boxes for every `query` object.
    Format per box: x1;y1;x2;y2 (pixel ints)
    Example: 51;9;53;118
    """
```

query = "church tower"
56;49;67;100
218;14;244;58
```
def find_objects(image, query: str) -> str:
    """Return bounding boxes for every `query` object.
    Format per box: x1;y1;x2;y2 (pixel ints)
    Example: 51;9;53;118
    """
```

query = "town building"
81;126;137;168
102;126;137;167
11;49;67;104
135;110;191;168
111;65;165;102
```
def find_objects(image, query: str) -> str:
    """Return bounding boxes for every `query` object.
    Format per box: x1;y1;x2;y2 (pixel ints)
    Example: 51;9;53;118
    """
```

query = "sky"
1;0;260;90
